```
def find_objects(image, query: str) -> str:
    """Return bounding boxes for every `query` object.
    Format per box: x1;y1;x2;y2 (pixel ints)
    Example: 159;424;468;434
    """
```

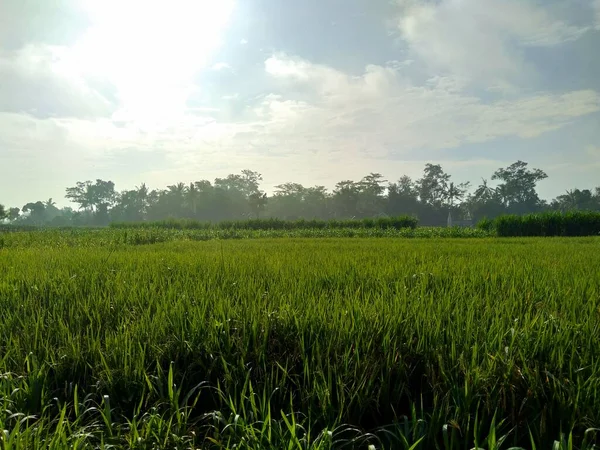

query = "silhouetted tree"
22;201;46;224
552;188;598;211
333;180;360;218
3;160;595;227
357;173;388;217
417;164;450;209
7;207;20;222
491;161;547;214
66;179;116;217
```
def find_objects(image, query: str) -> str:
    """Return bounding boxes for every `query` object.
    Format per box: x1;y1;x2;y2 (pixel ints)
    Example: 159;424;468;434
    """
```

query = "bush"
494;211;600;237
476;217;495;233
111;215;419;231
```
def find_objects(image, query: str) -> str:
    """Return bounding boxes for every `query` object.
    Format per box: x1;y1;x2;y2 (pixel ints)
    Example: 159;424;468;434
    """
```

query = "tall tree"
65;180;116;213
270;183;306;219
552;188;597;211
357;173;388;217
249;192;268;219
213;170;265;219
466;178;505;220
444;181;470;210
112;187;149;222
387;175;419;216
333;180;359;218
417;164;451;209
22;201;46;224
65;181;94;211
303;186;331;219
491;161;547;213
7;207;20;222
473;179;496;202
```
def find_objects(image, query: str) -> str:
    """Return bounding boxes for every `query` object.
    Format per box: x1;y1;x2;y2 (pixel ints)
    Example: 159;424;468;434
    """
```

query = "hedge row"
110;216;419;231
488;211;600;237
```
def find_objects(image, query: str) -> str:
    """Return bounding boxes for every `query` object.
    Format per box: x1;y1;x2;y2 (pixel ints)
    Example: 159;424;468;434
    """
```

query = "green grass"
0;232;599;448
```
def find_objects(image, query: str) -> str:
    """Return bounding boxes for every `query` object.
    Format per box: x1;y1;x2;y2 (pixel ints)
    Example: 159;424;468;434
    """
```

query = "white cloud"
259;54;600;156
5;52;597;196
394;0;591;84
212;62;232;71
0;44;115;118
0;0;89;49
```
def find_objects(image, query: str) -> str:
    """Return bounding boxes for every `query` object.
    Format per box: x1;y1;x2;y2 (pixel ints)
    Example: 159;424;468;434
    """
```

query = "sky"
1;0;599;207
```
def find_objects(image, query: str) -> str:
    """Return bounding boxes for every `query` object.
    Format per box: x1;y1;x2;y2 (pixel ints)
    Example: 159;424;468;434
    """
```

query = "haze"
1;0;599;207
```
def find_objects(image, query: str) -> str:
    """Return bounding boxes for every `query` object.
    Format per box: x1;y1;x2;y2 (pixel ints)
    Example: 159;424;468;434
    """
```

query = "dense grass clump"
110;215;419;231
0;233;599;448
491;211;600;236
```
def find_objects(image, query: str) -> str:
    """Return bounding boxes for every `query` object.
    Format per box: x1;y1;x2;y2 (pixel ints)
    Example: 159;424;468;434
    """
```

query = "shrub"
494;211;600;237
110;215;419;231
476;217;495;233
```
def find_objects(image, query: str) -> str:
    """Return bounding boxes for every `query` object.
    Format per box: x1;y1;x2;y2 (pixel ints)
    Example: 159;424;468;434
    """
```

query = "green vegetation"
491;211;600;237
110;215;419;231
0;226;490;249
1;231;599;448
3;160;600;229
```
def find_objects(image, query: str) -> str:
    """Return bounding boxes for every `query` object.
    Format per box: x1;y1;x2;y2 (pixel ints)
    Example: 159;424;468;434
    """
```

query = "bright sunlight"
72;0;235;129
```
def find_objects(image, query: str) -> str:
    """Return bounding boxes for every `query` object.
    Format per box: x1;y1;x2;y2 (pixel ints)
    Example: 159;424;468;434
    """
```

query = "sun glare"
73;0;235;129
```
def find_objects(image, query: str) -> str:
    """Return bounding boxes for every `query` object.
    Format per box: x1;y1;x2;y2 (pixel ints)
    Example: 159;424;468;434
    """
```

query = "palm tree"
473;179;496;202
185;182;199;216
167;182;187;196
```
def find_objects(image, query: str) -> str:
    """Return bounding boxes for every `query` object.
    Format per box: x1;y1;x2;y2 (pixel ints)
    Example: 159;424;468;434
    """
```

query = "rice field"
0;231;599;449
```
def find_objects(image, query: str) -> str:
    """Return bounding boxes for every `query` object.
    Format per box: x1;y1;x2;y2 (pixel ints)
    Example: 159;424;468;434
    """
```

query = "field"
0;230;599;449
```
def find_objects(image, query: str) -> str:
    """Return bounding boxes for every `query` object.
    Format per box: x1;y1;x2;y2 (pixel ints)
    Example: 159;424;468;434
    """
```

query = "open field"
0;232;599;448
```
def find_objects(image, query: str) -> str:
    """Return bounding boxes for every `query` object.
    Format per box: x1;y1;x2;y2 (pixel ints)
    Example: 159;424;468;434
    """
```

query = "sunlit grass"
0;234;599;448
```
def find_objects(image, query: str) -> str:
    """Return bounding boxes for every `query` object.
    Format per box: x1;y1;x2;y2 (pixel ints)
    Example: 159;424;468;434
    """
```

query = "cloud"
393;0;591;84
6;51;595;190
0;0;90;50
259;54;600;156
212;62;232;71
587;145;600;157
0;44;116;118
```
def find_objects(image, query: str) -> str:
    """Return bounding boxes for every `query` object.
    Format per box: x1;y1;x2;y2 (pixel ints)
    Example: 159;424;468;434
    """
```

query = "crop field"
0;231;599;449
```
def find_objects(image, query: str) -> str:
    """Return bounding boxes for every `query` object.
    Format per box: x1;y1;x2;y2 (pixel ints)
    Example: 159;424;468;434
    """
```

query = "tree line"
1;161;599;227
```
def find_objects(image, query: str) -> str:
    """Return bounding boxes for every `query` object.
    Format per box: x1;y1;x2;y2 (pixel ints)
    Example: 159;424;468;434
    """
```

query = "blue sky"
1;0;599;207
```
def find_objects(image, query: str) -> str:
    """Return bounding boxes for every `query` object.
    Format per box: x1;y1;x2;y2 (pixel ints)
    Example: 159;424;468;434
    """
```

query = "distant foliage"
494;211;600;236
7;160;591;229
475;217;495;233
110;215;419;231
0;226;491;249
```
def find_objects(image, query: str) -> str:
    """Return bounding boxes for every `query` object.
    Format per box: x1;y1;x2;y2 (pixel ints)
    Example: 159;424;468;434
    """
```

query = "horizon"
0;160;596;211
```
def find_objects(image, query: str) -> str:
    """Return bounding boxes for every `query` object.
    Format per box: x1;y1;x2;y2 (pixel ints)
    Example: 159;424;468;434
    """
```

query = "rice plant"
0;233;599;448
